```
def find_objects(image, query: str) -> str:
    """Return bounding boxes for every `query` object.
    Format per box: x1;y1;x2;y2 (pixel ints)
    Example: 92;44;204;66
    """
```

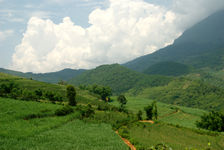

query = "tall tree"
144;105;153;120
117;95;127;111
66;85;76;106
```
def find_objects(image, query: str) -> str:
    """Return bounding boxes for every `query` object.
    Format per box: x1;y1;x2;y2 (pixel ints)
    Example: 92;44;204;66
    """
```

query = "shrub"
196;111;224;132
55;106;74;116
66;85;76;106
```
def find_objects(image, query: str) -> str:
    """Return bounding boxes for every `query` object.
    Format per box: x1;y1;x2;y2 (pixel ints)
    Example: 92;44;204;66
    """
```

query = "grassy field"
0;98;128;150
111;96;207;128
126;123;224;150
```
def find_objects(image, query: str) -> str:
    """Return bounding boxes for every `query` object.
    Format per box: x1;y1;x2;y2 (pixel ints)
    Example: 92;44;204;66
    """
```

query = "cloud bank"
11;0;224;73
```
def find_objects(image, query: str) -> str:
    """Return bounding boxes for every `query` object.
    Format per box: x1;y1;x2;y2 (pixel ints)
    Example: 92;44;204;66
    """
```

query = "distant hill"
128;77;224;112
69;64;172;94
144;61;192;76
124;10;224;73
0;68;86;83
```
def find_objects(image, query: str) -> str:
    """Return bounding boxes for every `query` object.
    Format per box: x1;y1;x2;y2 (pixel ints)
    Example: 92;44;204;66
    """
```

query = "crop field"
0;98;128;150
111;96;207;128
126;123;224;150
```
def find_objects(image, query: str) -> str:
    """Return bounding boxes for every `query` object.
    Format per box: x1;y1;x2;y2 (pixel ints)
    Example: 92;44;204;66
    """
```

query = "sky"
0;0;224;73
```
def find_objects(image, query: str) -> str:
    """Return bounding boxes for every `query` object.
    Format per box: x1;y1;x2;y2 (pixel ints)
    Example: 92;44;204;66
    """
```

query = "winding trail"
139;120;154;124
115;131;136;150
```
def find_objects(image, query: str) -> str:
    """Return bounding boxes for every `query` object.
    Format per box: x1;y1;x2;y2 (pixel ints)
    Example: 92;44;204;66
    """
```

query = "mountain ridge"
123;9;224;73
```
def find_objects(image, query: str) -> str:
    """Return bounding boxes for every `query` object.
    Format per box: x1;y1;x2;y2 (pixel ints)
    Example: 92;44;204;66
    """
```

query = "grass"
0;98;128;150
127;123;224;150
111;96;207;128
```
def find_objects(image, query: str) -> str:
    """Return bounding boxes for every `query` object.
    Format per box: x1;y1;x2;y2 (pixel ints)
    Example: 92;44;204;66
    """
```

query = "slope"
143;61;192;76
124;10;224;72
130;77;224;112
69;64;172;94
0;68;85;83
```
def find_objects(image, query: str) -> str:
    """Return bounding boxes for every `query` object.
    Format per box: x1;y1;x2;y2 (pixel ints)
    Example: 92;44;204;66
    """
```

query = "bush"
196;111;224;132
55;106;74;116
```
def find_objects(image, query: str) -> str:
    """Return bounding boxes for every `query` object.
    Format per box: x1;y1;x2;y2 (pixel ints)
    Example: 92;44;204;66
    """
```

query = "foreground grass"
0;98;128;150
127;123;224;150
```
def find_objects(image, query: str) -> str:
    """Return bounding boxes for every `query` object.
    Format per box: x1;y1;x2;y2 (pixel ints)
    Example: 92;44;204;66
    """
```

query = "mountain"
143;61;192;76
0;68;86;83
124;10;224;73
69;64;172;94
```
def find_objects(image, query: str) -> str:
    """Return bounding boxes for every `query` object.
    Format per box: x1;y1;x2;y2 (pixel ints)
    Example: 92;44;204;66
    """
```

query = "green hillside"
0;68;85;83
129;77;224;112
144;61;192;76
124;10;224;72
1;72;224;149
0;98;128;150
69;64;172;94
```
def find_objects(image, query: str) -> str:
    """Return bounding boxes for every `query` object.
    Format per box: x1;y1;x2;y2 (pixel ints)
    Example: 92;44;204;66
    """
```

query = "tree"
137;110;143;120
117;95;127;111
152;101;158;120
66;85;76;106
144;105;153;120
90;85;112;101
196;111;224;132
100;87;112;101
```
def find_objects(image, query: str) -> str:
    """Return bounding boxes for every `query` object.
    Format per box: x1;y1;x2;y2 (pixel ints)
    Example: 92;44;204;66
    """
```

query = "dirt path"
115;131;136;150
139;120;154;124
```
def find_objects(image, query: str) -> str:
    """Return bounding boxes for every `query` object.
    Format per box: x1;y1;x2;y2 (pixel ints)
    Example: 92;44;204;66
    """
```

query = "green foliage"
144;101;158;120
137;78;224;112
0;68;86;83
0;98;127;150
144;105;153;120
83;84;112;101
137;110;143;120
144;61;192;76
117;95;127;111
76;104;95;118
196;111;224;132
55;106;74;116
69;64;172;94
66;85;76;106
126;123;224;150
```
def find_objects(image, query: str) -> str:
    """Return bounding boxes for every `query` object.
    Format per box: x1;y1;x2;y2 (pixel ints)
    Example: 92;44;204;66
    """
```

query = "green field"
111;96;206;128
126;123;224;150
0;98;128;150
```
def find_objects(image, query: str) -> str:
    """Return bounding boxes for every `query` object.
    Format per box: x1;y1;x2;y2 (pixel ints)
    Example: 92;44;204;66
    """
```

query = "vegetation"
55;106;74;116
0;68;86;83
144;102;157;120
0;98;128;150
133;78;224;112
69;64;172;94
66;85;77;106
117;95;127;111
196;111;224;132
144;61;192;76
79;84;112;101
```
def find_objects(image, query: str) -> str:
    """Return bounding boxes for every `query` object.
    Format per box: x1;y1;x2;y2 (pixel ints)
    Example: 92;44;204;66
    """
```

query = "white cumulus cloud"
11;0;224;73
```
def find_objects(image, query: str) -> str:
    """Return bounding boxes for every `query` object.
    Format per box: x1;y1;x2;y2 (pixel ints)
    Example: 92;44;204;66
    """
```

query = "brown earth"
115;131;136;150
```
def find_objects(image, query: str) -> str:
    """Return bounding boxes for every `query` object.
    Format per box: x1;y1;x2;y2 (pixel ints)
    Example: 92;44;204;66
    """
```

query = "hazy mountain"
124;10;224;73
0;68;86;83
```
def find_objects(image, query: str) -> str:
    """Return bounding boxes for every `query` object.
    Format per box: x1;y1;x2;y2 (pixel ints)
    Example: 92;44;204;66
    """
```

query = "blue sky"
0;0;224;72
0;0;107;67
